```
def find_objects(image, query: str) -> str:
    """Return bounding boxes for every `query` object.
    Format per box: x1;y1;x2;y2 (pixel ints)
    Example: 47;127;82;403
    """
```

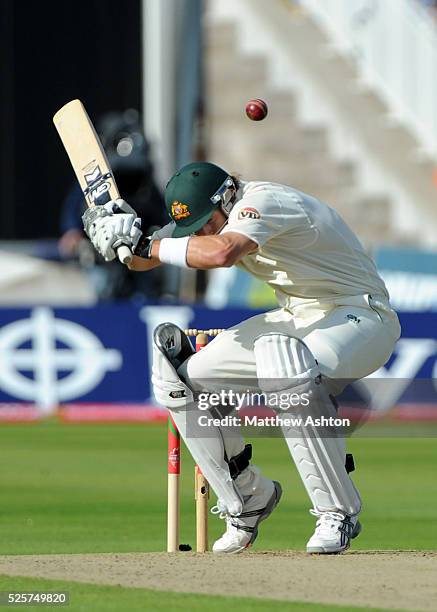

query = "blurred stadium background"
1;5;437;597
0;0;436;423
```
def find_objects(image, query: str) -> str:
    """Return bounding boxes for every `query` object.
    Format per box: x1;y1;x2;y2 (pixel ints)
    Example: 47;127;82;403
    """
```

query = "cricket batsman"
82;162;401;554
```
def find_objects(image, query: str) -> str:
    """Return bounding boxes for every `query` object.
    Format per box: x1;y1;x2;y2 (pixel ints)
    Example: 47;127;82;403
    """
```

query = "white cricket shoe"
306;509;362;554
212;477;282;554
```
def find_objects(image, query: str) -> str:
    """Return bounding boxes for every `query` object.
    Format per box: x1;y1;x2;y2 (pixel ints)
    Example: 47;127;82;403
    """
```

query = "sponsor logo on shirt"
238;207;260;220
171;201;191;220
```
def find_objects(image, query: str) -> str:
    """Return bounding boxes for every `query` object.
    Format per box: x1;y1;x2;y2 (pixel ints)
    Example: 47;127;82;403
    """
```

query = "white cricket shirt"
221;181;389;307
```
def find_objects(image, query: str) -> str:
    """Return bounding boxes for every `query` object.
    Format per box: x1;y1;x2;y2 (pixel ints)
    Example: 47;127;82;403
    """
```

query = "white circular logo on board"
0;307;122;412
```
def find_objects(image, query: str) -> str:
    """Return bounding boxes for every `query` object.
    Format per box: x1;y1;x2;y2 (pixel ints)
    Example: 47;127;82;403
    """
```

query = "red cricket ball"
245;98;268;121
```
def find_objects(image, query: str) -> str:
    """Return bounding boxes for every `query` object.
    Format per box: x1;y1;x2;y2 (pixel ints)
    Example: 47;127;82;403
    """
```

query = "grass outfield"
0;575;396;612
0;420;436;556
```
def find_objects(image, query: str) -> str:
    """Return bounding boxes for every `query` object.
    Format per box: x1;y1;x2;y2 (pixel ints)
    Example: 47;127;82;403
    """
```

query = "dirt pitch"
0;551;436;610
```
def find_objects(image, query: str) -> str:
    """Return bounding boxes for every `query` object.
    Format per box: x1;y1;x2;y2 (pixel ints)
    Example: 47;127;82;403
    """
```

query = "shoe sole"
306;519;362;554
215;481;283;555
247;481;283;548
352;520;362;539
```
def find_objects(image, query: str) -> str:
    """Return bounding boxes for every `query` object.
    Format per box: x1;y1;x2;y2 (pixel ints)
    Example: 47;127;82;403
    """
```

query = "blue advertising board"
0;304;435;418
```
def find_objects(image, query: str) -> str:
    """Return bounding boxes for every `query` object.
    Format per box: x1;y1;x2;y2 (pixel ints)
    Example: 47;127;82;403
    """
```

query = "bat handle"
117;244;133;265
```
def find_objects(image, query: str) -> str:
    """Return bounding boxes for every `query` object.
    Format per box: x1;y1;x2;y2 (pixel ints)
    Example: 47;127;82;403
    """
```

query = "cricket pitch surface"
0;551;436;610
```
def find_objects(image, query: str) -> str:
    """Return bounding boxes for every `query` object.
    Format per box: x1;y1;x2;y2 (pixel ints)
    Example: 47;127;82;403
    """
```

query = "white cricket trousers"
177;293;401;468
181;293;400;390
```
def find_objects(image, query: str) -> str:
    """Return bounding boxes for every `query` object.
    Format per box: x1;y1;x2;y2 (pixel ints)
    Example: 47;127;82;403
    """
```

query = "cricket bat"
53;99;133;264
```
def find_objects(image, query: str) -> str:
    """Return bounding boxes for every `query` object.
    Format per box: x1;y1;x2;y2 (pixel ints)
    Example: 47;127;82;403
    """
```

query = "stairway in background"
204;21;391;247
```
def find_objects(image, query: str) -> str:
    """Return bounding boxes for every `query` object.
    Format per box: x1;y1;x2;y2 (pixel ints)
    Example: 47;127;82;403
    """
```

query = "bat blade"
53;99;132;264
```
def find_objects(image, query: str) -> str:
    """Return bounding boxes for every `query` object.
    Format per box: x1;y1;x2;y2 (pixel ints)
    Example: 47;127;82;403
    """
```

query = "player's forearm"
130;238;213;269
137;234;255;270
146;235;237;269
127;254;162;272
185;235;238;268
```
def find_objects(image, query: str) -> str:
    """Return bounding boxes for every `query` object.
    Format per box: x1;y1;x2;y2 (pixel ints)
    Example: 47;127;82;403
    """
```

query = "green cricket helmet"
165;162;235;237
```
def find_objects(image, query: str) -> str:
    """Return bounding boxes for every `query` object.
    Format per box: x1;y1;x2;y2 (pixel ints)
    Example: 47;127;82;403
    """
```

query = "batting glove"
82;199;143;261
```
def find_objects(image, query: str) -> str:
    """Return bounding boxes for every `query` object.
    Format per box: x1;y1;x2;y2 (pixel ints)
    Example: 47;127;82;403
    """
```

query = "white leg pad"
254;333;361;516
282;417;361;515
168;406;244;516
